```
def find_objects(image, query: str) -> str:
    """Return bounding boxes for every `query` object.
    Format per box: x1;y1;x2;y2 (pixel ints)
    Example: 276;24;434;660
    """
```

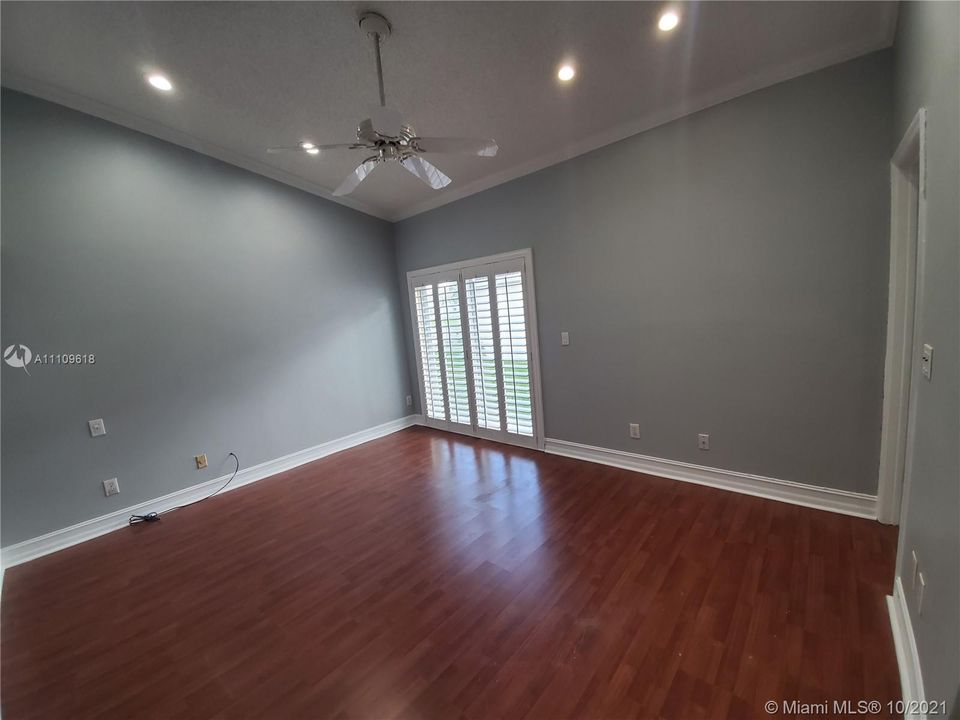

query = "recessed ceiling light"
658;10;680;32
146;73;173;92
300;141;316;150
557;64;576;82
305;147;320;155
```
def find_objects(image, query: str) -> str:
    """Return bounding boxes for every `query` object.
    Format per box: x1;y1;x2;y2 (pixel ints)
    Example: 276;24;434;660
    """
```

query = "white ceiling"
1;2;897;221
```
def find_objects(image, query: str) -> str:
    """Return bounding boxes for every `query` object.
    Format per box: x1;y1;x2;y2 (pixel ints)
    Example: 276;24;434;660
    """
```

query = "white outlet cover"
629;423;640;439
698;433;710;450
921;343;933;380
88;418;106;437
561;332;570;346
102;477;120;497
916;572;926;615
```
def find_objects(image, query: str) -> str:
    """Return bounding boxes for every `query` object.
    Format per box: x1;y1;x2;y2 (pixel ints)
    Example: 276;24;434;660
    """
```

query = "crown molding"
2;26;894;225
391;36;894;221
0;73;391;222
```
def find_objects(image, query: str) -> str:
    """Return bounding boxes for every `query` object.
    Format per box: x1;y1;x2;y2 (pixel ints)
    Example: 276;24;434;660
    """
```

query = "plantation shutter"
494;270;534;436
464;275;501;431
413;283;445;420
436;280;471;425
410;254;540;449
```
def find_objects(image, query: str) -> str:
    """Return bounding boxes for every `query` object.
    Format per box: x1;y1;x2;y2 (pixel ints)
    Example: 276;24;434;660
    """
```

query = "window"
409;251;542;448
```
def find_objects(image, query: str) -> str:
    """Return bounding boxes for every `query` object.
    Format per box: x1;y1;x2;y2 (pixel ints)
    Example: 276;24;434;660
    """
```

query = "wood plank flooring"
1;427;900;719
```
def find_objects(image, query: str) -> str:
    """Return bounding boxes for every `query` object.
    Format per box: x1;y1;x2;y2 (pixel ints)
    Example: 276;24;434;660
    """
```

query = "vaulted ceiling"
1;2;897;221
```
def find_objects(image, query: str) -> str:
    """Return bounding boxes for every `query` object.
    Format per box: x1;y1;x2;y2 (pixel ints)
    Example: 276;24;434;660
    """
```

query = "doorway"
408;249;545;450
877;108;927;525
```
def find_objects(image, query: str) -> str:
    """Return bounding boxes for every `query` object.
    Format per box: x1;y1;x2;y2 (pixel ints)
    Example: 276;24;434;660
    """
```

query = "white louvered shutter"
464;275;502;431
413;283;445;420
494;271;534;437
436;280;471;425
410;255;540;448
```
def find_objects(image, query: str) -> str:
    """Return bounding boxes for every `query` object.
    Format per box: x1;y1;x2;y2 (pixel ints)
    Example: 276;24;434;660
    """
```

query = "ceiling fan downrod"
359;12;391;108
268;9;496;197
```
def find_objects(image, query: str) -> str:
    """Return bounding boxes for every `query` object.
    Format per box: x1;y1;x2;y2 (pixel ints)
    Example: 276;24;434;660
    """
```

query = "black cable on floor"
129;452;240;525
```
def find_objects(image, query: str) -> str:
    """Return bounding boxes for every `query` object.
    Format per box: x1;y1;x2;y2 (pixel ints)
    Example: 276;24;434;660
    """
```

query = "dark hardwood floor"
2;427;900;719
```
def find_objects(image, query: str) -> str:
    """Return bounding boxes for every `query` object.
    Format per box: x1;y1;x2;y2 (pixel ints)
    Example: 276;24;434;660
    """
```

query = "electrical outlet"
916;572;926;615
88;418;106;437
195;454;208;470
405;395;413;407
698;433;710;450
920;343;933;380
561;332;570;346
102;477;119;497
911;550;919;589
629;423;640;439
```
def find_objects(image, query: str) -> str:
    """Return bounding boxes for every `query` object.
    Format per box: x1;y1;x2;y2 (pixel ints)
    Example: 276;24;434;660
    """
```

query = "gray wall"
891;2;960;713
395;51;893;495
1;90;412;547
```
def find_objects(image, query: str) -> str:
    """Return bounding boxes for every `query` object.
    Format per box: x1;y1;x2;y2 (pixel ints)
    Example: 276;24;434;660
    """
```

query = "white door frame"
407;248;547;451
877;108;927;525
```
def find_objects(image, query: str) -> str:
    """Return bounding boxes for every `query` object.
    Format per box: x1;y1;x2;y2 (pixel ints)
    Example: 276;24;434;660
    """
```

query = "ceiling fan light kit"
267;11;499;197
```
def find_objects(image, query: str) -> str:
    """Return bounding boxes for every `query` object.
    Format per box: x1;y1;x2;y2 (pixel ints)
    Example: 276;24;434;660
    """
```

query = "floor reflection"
426;433;548;576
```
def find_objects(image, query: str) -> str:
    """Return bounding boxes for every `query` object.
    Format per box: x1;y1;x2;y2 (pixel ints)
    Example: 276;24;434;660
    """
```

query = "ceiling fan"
268;12;499;197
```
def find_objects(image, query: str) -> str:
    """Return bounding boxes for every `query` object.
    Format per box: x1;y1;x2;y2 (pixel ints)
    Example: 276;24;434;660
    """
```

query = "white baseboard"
887;577;926;719
1;414;422;569
544;438;877;519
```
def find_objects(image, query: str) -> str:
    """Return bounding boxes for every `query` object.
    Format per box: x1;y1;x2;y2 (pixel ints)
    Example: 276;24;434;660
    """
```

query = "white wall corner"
887;577;927;719
544;438;877;519
0;414;421;570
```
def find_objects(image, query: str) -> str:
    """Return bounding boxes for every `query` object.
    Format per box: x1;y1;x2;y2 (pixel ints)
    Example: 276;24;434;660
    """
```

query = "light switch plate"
561;332;570;346
920;343;933;380
88;418;106;437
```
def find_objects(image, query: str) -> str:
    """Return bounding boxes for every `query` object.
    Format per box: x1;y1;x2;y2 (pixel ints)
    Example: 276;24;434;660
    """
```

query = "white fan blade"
266;143;358;155
414;137;499;157
367;105;404;137
401;156;452;190
333;159;379;196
